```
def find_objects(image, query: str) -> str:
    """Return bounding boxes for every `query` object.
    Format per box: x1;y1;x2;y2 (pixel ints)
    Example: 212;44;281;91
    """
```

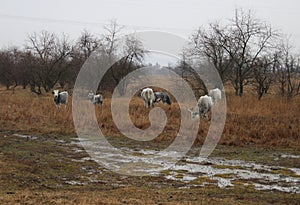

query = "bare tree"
252;55;274;99
18;51;36;90
97;19;123;93
102;19;123;63
177;50;191;80
0;48;16;90
222;9;277;96
116;34;146;95
0;48;40;93
275;39;300;98
174;50;207;97
26;31;73;93
190;23;233;82
77;30;101;60
99;20;147;95
187;9;277;96
286;55;300;98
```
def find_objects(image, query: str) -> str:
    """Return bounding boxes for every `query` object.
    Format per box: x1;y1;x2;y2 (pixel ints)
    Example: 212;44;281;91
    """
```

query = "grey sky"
1;0;300;50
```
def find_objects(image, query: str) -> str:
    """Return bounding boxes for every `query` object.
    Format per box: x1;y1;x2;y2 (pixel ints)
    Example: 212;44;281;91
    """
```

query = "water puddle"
69;138;300;193
165;157;300;193
12;133;38;140
280;154;300;159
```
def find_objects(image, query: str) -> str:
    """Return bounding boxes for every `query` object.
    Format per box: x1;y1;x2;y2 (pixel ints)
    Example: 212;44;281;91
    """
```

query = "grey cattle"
153;92;172;105
88;92;103;106
188;95;213;120
52;90;68;108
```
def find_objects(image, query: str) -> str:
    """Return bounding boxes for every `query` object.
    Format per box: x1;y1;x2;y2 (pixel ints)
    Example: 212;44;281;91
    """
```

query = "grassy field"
0;86;299;204
0;86;299;148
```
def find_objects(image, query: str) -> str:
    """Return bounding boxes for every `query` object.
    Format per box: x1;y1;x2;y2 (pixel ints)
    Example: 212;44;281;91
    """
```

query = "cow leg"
150;100;154;107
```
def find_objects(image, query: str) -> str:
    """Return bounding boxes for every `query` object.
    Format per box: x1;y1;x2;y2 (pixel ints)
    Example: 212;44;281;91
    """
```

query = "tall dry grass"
0;86;299;148
0;90;74;134
223;94;300;147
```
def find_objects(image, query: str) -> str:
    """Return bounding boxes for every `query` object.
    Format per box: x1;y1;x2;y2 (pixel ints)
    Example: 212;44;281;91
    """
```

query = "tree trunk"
257;87;263;100
238;67;243;97
280;82;285;97
239;82;243;97
235;87;239;96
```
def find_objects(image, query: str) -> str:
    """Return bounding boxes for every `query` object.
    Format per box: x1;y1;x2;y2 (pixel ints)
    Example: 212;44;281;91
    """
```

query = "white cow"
188;95;213;120
141;88;155;108
88;92;103;106
208;88;221;104
52;90;68;108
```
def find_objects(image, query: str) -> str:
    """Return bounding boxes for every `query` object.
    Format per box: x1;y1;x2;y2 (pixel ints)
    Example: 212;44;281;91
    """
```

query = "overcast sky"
1;0;300;50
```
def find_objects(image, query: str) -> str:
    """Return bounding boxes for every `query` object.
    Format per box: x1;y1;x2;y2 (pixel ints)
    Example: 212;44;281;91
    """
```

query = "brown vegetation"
0;86;299;149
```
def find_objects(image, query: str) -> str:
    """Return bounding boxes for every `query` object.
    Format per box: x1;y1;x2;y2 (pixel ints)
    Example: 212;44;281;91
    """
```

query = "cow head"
188;106;200;120
52;90;60;104
88;92;94;100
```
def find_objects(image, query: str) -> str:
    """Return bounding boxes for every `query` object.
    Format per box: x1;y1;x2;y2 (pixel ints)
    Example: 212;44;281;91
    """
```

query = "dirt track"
1;131;299;204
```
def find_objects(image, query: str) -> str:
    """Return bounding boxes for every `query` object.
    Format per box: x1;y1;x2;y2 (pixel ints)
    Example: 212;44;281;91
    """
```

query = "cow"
153;92;172;105
188;95;213;120
88;92;103;106
52;90;68;108
208;88;222;104
141;87;155;108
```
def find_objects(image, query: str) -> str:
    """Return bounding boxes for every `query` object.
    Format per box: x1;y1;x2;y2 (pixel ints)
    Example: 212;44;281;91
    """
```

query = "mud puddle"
68;137;300;194
10;133;299;193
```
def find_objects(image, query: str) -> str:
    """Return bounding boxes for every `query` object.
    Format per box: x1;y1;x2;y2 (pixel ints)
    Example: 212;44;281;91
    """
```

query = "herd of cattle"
52;90;103;107
140;87;222;120
52;87;222;120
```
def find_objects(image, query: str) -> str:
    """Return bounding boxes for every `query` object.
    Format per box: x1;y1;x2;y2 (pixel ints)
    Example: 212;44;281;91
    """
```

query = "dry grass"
1;86;299;205
223;94;300;148
0;86;299;148
0;87;74;134
1;189;284;205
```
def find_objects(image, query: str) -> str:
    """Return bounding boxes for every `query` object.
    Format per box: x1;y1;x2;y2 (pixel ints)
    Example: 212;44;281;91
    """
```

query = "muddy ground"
0;131;299;204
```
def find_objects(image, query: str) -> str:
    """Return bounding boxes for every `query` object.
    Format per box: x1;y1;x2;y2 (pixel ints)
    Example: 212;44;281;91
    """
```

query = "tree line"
0;20;146;95
0;10;300;99
183;9;300;99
